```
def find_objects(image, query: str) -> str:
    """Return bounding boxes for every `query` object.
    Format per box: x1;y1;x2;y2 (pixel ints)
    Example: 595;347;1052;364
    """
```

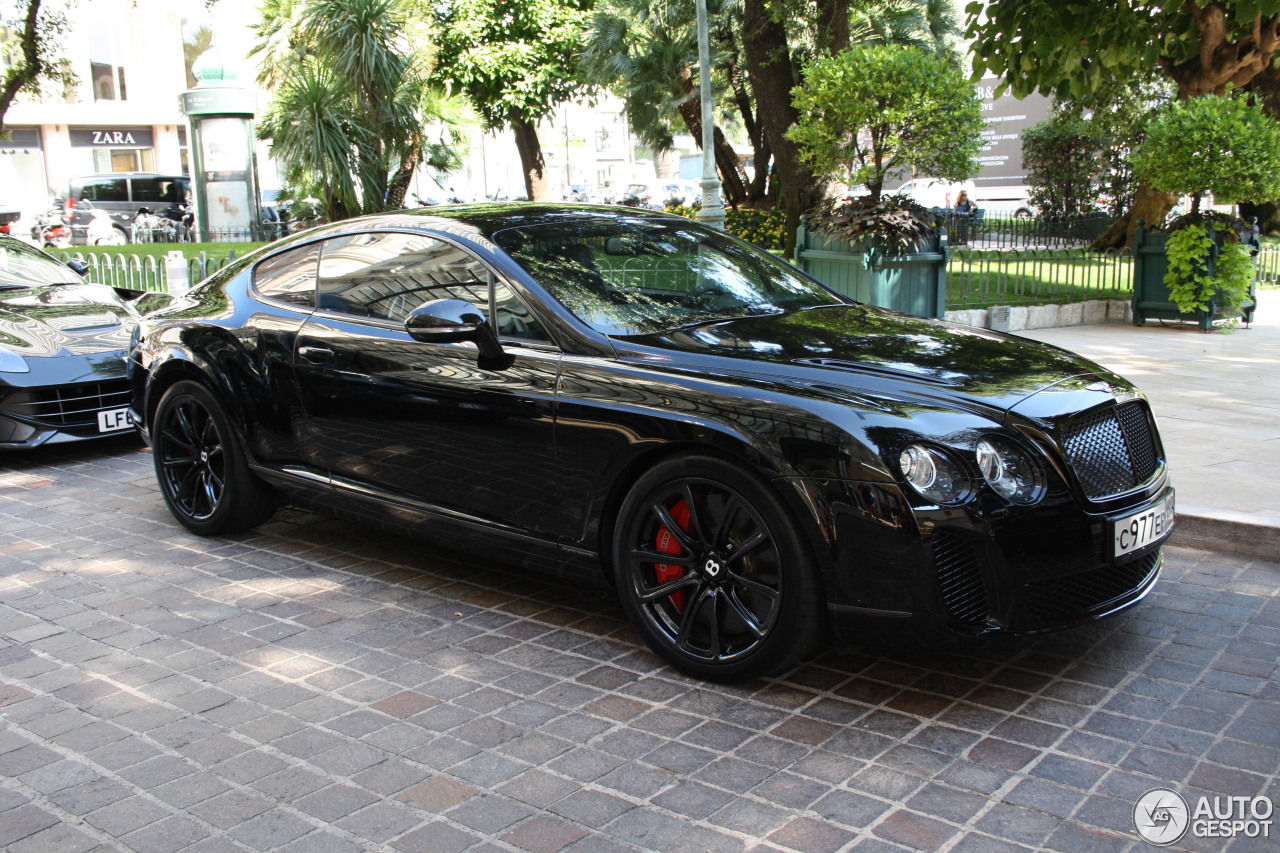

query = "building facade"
1;0;191;220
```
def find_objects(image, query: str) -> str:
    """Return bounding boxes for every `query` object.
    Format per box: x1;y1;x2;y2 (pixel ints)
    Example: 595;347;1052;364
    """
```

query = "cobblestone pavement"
1;436;1277;853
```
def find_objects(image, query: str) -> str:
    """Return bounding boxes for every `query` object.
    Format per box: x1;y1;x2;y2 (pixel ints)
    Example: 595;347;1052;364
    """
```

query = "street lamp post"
695;0;725;230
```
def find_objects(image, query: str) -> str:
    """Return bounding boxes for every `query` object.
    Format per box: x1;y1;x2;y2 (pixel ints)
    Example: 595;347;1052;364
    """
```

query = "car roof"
319;202;689;241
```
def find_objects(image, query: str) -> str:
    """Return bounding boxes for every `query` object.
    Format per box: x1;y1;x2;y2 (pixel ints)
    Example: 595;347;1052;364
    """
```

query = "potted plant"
1129;94;1280;330
785;44;984;318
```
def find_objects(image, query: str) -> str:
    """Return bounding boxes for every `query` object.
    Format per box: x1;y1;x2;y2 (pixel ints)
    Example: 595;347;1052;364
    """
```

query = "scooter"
87;208;126;245
31;209;71;250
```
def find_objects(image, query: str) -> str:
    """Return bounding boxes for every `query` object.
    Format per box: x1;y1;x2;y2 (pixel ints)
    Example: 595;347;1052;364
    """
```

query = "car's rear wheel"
613;455;823;681
152;380;275;536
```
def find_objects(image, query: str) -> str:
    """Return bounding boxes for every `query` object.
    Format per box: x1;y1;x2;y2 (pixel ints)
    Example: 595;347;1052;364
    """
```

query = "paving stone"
1;447;1277;853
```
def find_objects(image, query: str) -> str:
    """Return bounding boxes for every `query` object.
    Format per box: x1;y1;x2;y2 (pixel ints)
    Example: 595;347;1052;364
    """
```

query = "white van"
893;178;977;210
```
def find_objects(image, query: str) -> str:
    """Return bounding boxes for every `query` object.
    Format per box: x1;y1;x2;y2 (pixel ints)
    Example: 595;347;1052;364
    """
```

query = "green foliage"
786;44;983;198
665;204;789;252
965;0;1280;100
1132;95;1280;208
1;0;75;135
433;0;591;130
806;194;937;256
1022;115;1106;217
1162;218;1254;316
255;0;469;219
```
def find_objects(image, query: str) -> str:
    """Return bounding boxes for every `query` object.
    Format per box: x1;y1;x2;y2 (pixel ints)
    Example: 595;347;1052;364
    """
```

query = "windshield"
491;218;843;336
0;238;81;288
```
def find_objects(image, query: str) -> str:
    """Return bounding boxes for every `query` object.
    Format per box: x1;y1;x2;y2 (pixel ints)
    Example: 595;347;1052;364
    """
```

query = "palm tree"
582;0;758;207
254;0;473;215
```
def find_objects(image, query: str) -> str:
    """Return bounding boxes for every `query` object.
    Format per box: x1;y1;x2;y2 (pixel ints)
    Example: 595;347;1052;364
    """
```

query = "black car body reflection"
129;205;1174;681
0;234;150;448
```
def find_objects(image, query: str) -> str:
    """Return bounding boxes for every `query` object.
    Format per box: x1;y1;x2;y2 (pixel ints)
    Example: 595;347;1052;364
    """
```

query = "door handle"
297;345;335;363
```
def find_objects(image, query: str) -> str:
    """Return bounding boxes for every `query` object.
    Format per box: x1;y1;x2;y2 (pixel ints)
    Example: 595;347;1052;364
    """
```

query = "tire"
612;454;824;681
152;380;276;536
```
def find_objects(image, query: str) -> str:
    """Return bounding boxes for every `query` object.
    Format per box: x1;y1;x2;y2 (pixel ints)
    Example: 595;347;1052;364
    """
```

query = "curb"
1172;506;1280;565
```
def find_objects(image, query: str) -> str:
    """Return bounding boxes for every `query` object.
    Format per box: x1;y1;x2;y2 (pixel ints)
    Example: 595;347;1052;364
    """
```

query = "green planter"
1132;223;1258;331
795;222;948;319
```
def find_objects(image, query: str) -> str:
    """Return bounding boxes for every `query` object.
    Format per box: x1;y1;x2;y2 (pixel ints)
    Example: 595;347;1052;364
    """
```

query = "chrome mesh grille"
1060;401;1159;500
0;381;130;428
931;531;989;626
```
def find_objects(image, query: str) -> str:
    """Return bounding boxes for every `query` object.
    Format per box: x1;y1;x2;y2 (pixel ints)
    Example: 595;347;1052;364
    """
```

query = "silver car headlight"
899;444;969;505
976;437;1045;505
0;347;29;373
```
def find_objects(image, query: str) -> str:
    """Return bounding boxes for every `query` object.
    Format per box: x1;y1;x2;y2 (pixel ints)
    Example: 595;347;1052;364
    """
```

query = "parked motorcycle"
31;209;71;250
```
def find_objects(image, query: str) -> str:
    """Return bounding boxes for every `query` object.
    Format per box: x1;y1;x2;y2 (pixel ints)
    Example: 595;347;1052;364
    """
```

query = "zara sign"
69;127;155;148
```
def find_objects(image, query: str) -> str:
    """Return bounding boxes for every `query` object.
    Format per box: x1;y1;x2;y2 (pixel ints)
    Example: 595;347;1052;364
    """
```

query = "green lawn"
946;250;1134;309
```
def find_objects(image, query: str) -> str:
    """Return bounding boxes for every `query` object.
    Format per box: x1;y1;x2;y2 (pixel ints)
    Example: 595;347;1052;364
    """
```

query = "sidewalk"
1019;288;1280;561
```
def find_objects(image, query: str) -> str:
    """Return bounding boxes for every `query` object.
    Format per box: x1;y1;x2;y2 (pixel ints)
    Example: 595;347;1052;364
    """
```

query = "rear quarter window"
80;178;128;202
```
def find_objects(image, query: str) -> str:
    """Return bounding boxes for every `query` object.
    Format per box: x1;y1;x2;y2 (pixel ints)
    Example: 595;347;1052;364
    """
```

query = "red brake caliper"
654;499;691;611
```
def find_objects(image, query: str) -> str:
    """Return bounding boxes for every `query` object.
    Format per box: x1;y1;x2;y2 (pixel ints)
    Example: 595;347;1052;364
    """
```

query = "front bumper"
814;477;1175;649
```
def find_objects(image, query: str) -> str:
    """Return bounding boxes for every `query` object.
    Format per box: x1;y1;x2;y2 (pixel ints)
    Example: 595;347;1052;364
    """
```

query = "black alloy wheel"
152;380;275;536
613;455;823;681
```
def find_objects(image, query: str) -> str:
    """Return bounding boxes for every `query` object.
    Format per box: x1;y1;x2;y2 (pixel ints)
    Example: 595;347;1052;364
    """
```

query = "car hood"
615;304;1126;415
0;283;137;358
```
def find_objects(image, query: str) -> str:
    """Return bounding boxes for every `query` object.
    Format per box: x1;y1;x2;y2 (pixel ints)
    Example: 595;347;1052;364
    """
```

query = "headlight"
976;437;1045;505
899;444;968;505
0;348;28;373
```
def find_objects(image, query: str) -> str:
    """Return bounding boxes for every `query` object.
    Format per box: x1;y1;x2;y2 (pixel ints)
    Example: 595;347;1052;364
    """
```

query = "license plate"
97;407;132;433
1113;494;1175;558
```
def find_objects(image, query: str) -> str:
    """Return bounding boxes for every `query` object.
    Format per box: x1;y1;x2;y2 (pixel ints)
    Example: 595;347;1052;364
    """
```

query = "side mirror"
66;260;90;277
405;298;512;370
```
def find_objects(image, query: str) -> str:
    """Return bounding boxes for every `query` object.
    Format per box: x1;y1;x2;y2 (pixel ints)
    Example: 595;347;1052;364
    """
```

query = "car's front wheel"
152;380;275;536
613;455;824;681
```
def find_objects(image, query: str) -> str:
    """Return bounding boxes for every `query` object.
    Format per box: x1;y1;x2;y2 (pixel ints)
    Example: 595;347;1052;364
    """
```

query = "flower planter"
1132;223;1258;331
795;223;948;319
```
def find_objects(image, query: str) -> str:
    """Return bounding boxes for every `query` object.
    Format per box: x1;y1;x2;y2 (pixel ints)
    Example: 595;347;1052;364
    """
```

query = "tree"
0;0;73;137
1021;114;1107;217
582;0;762;207
433;0;592;202
182;24;213;90
1131;94;1280;213
254;0;469;215
742;0;966;255
966;0;1280;243
787;44;984;200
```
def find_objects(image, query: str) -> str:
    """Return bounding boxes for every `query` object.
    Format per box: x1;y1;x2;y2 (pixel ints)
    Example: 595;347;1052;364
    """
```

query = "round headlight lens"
976;437;1045;504
899;444;968;505
0;347;28;374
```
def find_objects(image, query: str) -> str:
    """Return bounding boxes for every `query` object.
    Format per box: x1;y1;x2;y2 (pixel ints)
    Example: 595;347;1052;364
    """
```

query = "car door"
291;230;563;538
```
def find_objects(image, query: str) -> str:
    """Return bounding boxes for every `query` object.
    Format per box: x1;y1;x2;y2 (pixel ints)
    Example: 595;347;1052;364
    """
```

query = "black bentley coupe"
128;205;1175;680
0;235;144;448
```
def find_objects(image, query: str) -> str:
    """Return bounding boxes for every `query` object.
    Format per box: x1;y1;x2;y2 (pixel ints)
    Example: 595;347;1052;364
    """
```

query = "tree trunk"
674;71;749;208
814;0;850;55
385;135;423;209
719;22;770;204
1092;183;1178;250
0;0;46;136
512;118;551;201
742;0;830;256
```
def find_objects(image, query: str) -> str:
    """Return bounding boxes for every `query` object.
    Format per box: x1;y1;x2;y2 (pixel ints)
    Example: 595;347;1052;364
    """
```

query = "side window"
130;178;164;202
316;232;549;341
492;278;548;342
253;243;319;307
80;178;127;202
